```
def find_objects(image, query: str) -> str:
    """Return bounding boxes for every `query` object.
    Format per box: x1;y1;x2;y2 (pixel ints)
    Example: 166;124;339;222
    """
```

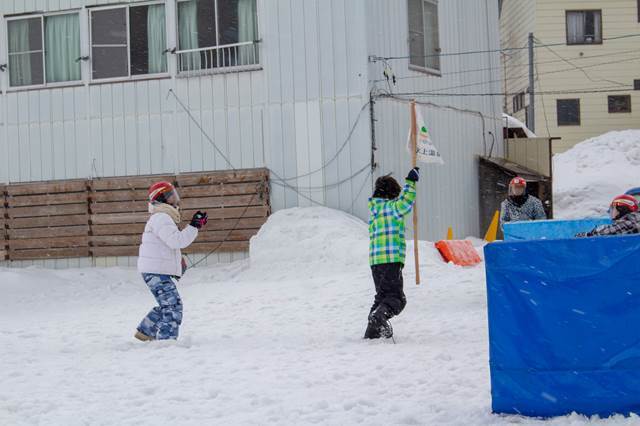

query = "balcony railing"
177;41;260;74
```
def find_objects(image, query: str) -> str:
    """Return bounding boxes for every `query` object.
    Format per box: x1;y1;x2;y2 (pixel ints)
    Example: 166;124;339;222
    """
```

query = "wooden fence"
0;169;270;261
505;137;553;178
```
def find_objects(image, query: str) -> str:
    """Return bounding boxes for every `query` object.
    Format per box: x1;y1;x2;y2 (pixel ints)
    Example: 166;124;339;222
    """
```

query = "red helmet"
510;177;527;187
148;181;179;205
610;194;639;213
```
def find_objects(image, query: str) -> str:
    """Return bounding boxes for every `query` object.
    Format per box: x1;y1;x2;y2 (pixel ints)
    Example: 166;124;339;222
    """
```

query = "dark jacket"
499;194;547;228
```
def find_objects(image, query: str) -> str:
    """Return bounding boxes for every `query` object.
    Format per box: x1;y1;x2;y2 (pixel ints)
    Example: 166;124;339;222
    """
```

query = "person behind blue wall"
577;194;640;237
499;176;547;229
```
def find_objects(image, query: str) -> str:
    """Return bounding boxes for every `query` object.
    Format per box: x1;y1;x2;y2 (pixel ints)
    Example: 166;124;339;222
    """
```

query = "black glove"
575;232;592;238
406;167;420;182
190;211;208;229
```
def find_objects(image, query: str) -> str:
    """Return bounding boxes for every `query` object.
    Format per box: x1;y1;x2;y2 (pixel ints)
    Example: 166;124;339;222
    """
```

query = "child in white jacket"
135;181;208;341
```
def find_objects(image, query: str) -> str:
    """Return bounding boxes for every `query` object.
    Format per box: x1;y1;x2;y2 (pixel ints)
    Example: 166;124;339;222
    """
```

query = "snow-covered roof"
502;113;537;138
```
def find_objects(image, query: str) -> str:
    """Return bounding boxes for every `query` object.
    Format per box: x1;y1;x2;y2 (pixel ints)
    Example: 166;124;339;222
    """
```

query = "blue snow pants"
137;274;183;340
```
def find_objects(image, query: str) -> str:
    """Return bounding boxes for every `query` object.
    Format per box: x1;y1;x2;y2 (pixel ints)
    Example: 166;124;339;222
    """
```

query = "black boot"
368;305;393;339
364;321;381;339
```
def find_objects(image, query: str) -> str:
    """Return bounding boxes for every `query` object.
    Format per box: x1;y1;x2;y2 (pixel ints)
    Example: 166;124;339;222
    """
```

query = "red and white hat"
148;181;179;204
611;194;639;212
510;176;527;187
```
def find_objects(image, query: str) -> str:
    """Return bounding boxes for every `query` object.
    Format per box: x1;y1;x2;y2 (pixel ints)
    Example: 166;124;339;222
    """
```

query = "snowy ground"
1;207;639;425
554;130;640;219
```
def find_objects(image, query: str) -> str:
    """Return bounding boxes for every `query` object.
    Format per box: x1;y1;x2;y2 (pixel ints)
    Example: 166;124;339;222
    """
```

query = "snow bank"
248;207;368;280
248;206;458;279
553;130;640;219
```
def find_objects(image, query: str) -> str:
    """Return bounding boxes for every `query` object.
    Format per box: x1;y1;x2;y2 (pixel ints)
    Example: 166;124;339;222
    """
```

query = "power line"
169;90;320;267
268;168;326;207
375;92;491;155
168;89;374;265
169;89;236;171
275;101;370;182
534;62;551;138
374;42;562;61
373;32;640;61
535;37;628;87
401;55;640;96
372;48;640;83
382;86;636;98
169;88;369;186
271;163;371;191
349;169;373;213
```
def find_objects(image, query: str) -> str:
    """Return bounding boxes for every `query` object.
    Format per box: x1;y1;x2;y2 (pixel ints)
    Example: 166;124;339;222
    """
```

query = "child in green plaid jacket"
364;167;419;339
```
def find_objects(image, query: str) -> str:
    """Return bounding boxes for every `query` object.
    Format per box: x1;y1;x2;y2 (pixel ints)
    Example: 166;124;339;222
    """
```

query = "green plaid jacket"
368;180;417;266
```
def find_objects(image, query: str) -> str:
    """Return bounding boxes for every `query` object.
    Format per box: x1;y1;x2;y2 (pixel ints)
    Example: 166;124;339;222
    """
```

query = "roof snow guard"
485;232;640;417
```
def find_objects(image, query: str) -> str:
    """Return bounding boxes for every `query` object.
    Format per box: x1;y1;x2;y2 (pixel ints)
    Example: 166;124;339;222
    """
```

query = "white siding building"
0;0;503;267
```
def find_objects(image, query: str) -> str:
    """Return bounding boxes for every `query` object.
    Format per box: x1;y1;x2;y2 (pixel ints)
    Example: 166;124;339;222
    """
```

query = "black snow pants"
369;262;407;318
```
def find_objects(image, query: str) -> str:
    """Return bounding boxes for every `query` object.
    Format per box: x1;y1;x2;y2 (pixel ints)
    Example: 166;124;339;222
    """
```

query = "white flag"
407;109;444;165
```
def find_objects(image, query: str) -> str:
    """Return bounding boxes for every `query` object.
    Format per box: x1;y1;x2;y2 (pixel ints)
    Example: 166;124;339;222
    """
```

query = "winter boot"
364;321;382;339
368;305;393;339
134;330;155;342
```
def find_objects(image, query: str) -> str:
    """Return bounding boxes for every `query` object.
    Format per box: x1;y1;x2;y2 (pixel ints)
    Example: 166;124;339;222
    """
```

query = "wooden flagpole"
410;101;421;285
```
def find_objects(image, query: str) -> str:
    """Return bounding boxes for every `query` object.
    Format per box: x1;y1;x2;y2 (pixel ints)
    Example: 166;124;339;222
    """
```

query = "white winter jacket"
137;212;198;277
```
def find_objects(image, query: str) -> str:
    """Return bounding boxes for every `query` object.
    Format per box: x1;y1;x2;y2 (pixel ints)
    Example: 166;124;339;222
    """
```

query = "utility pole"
528;32;535;133
369;91;377;173
501;52;508;114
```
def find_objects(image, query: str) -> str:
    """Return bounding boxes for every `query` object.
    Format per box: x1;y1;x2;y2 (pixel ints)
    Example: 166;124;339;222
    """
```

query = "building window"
566;10;602;45
90;3;167;81
7;13;80;88
176;0;259;73
608;95;631;113
408;0;440;72
557;99;581;126
512;92;525;113
634;79;640;90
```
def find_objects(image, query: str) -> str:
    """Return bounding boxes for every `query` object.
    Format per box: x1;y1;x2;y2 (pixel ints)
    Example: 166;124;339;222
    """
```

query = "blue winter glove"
406;167;420;182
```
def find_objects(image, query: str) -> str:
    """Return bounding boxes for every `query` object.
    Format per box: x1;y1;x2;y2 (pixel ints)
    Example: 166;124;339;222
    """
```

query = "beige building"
500;0;640;153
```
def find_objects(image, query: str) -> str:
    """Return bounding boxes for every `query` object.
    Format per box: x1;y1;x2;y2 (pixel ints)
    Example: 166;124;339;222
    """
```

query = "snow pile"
248;206;452;280
554;130;640;219
249;207;369;276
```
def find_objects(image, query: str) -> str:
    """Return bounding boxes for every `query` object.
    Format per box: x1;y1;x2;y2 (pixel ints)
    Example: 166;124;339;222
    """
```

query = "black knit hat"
373;174;401;199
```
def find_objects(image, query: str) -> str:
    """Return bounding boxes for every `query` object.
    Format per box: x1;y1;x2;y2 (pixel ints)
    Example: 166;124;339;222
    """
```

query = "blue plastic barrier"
485;235;640;417
503;218;611;241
